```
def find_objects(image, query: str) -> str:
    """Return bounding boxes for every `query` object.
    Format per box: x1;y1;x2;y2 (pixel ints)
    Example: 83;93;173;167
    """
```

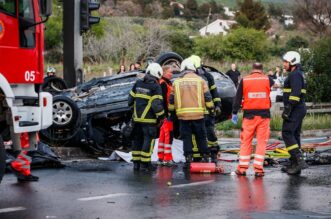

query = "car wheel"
156;52;183;70
0;135;5;183
52;96;80;129
42;77;68;95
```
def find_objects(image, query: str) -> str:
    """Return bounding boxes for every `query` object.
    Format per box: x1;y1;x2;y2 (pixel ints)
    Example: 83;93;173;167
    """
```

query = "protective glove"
209;108;216;117
231;114;238;125
282;104;292;121
215;106;222;116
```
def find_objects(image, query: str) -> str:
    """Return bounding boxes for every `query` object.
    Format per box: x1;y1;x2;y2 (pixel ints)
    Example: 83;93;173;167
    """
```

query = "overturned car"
40;53;236;154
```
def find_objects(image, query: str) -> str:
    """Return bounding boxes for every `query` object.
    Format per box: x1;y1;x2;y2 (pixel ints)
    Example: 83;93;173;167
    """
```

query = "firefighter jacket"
128;74;165;124
197;66;222;108
283;66;306;107
160;77;172;116
169;71;214;120
233;71;274;119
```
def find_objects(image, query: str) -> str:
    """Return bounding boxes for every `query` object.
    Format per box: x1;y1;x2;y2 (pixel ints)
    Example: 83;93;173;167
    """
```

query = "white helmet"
146;63;163;79
180;58;196;72
283;51;301;65
47;66;56;73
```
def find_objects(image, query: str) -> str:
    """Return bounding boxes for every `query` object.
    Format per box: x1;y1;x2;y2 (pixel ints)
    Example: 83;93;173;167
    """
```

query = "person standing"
129;63;165;172
169;58;214;168
157;65;174;166
226;63;241;87
189;55;222;163
232;63;274;177
281;51;308;175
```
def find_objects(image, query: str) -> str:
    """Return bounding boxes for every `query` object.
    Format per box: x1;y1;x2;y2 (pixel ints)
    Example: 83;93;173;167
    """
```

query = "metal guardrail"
271;102;331;115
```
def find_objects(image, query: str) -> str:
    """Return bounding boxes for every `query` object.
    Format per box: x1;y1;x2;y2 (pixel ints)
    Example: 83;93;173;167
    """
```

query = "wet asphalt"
0;160;331;219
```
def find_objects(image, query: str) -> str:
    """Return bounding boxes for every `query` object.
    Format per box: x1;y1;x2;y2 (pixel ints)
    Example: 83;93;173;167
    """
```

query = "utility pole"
63;0;83;88
205;7;212;35
62;0;100;88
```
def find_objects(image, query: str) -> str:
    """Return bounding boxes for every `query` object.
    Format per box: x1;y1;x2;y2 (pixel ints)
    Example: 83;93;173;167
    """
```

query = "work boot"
235;170;246;176
141;162;157;173
133;161;140;171
17;174;39;182
157;159;164;166
255;172;265;177
163;160;175;167
202;154;210;163
184;155;192;170
210;151;218;163
286;156;308;175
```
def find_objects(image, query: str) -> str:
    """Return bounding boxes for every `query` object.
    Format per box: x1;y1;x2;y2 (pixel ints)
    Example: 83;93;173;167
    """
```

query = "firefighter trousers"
132;123;158;163
192;115;218;159
282;104;306;157
158;119;174;161
11;151;32;176
179;119;209;157
237;116;270;173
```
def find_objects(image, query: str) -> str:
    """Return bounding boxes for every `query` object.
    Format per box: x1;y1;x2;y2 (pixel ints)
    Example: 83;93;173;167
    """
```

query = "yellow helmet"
189;55;202;68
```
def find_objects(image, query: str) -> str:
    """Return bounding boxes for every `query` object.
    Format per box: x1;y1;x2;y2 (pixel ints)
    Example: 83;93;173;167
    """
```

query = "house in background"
199;19;237;36
283;15;294;26
224;7;235;17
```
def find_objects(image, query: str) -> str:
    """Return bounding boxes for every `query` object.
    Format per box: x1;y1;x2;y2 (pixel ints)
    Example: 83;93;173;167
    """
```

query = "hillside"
177;0;294;8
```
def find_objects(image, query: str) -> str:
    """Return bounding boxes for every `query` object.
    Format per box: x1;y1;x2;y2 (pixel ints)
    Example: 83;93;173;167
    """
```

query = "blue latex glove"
231;114;238;125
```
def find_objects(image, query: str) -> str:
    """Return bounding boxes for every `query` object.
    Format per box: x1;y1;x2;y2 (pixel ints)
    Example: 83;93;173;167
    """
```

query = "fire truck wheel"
0;135;5;183
52;95;80;128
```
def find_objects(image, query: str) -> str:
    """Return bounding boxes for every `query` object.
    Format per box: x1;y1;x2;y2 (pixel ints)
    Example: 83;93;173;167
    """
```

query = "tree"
268;3;283;18
293;0;331;37
305;38;331;102
286;36;309;50
222;27;269;61
193;35;225;60
235;0;270;30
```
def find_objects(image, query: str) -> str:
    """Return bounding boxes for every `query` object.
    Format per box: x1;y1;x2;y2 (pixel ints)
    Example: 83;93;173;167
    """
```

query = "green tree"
268;3;283;18
305;38;331;102
45;0;63;50
222;27;269;61
168;31;194;58
193;35;225;60
286;36;309;50
235;0;270;30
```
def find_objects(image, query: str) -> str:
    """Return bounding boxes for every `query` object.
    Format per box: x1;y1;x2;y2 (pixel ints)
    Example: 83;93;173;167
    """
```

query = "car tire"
52;95;80;129
0;135;5;183
42;77;68;95
156;52;183;69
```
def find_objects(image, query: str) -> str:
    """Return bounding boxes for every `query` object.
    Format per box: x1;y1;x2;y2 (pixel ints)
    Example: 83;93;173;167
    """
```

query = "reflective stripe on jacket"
128;75;165;124
242;72;271;110
169;71;214;120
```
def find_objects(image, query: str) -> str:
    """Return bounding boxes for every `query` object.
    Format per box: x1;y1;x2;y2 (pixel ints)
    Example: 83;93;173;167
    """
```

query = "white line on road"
170;180;215;188
0;207;26;214
78;193;129;201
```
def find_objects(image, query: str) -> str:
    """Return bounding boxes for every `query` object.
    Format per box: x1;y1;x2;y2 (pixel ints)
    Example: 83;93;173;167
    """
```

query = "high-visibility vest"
242;72;271;110
159;78;172;107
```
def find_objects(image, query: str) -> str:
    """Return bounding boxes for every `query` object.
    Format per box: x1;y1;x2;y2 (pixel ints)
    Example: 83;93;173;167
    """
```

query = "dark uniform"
128;74;165;170
282;66;307;170
192;66;222;161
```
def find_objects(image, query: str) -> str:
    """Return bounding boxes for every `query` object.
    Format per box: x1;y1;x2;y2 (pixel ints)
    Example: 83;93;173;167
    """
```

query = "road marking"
170;180;215;188
78;193;129;201
0;207;26;214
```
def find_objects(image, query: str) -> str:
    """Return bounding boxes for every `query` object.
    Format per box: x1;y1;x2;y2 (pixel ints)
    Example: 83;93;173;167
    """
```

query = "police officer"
189;55;222;163
169;58;214;168
129;63;165;172
281;51;308;175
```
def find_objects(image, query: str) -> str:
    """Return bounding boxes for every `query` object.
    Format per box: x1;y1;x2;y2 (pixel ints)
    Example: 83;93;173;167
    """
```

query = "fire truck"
0;0;53;182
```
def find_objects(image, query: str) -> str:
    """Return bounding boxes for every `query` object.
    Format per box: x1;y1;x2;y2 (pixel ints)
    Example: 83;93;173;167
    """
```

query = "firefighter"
281;51;308;175
169;58;214;168
129;63;165;172
10;132;39;182
232;63;274;177
46;66;56;77
157;65;175;166
189;55;222;163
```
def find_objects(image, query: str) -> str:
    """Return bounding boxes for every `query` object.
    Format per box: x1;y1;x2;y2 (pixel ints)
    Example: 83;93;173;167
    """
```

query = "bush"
222;28;269;61
193;35;225;60
305;38;331;102
286;36;309;50
168;31;194;58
